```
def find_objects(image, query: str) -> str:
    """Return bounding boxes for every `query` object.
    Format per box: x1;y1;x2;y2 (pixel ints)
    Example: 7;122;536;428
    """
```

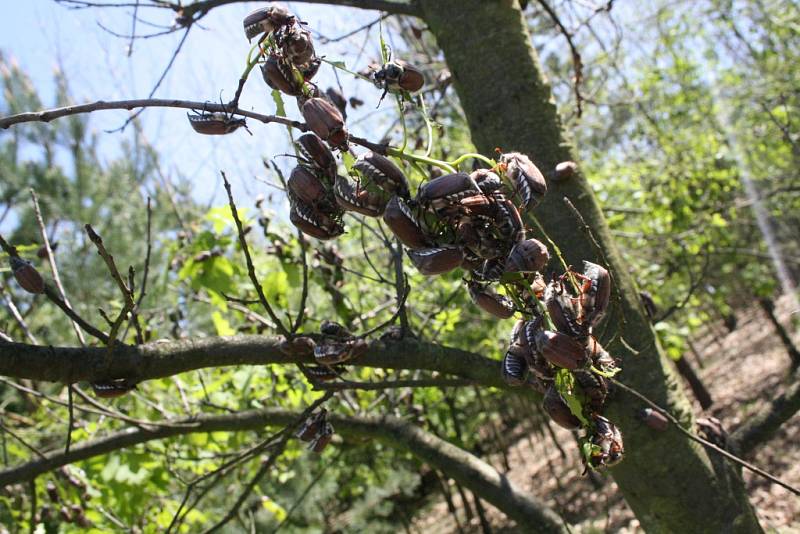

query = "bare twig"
85;224;141;346
30;189;85;346
610;378;800;496
534;0;584;117
0;283;39;345
221;172;291;337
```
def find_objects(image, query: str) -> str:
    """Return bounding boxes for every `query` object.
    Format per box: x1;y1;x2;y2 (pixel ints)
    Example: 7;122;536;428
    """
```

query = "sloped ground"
413;296;800;533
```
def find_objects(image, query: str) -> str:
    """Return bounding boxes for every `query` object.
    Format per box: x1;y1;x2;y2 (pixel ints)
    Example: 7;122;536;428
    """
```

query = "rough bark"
0;335;508;390
418;0;762;532
0;408;565;532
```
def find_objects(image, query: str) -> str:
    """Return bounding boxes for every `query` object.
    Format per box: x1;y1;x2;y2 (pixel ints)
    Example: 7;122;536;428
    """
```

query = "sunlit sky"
1;1;398;207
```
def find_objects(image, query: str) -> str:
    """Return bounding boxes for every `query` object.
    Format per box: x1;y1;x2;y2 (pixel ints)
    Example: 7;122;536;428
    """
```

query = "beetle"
90;379;136;398
186;110;248;135
353;151;410;199
288;165;330;208
638;408;669;432
533;329;587;370
543;385;581;430
289;199;345;240
296;409;327;441
581;261;611;328
278;24;316;66
261;55;303;96
383;196;430;249
243;4;294;41
278;335;316;356
372;60;424;94
498;152;547;211
297;133;336;176
501;348;529;387
333;174;386;217
417;172;480;210
504;238;549;273
301;97;348;150
9;256;45;294
407;246;464;276
467;280;516;319
588;414;624;468
309;422;334;453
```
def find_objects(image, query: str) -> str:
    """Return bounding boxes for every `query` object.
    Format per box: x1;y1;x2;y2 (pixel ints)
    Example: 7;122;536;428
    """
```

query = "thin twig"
610;378;800;496
221;172;290;337
85;224;140;346
30;189;85;346
0;283;39;345
535;0;584;117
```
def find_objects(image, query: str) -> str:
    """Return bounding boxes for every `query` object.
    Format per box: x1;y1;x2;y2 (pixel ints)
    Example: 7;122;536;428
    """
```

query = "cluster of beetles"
5;3;625;466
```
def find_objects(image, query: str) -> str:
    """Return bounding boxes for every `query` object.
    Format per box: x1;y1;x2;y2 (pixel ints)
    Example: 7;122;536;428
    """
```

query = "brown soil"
412;296;800;533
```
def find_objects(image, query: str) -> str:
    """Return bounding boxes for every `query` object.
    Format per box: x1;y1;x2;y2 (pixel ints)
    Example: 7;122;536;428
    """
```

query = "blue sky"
0;1;396;206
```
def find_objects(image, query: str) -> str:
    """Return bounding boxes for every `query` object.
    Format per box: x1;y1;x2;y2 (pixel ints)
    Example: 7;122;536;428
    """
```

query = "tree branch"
0;408;565;532
0;335;514;390
730;371;800;456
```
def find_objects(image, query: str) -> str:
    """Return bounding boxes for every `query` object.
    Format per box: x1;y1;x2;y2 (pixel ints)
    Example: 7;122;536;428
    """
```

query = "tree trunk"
758;297;800;369
418;1;762;531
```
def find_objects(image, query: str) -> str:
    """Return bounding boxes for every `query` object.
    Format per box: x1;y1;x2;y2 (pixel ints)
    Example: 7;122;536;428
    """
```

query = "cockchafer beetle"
186;111;248;135
320;320;351;339
581;261;611;328
296;133;336;176
353;151;410;199
534;329;587;370
334;175;386;217
371;60;424;94
314;341;353;365
288;165;329;208
498;152;547;211
504;238;549;273
9;256;45;294
471;256;506;282
417;172;480;209
289;199;345;240
296;409;327;441
90;379;136;398
501;348;529;387
277;24;316;66
383;196;430;249
588;414;624;468
496;198;526;243
407;246;464;276
585;337;618;373
545;278;586;338
460;250;484;271
278;335;316;356
553;160;578;181
638;407;669;432
309;422;334;453
573;369;608;412
470;169;503;195
543;384;582;430
301;97;348;150
243;4;294;41
467;280;516;319
261;55;303;96
302;365;343;382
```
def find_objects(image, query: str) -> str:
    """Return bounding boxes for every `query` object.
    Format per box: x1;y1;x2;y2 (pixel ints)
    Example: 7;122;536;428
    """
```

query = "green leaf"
212;311;236;336
261;495;287;522
262;270;289;307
